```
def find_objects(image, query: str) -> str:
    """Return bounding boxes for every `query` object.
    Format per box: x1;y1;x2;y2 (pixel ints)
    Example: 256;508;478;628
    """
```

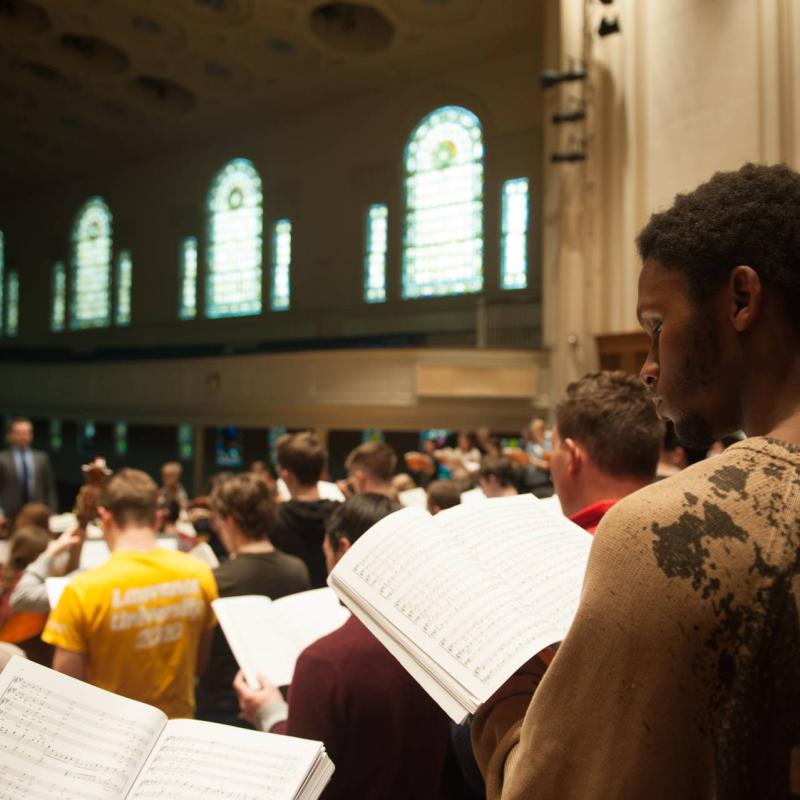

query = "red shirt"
568;499;620;534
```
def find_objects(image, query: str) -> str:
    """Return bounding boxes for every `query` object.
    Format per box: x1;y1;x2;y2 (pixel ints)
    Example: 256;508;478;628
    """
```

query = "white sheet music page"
330;495;592;714
128;718;328;800
213;589;350;688
0;656;165;800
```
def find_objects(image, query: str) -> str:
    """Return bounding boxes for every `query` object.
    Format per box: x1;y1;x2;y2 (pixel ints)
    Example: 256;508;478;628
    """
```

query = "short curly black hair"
637;163;800;332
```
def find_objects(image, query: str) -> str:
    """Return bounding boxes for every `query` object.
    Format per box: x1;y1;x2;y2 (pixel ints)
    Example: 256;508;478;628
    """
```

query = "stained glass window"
78;420;96;455
271;219;291;311
269;426;287;469
51;262;66;332
362;429;384;444
116;250;132;326
179;237;198;320
501;178;529;290
114;422;128;456
403;106;483;298
364;204;387;303
0;231;4;332
6;271;18;337
178;424;194;461
206;158;263;318
71;197;112;330
50;420;63;451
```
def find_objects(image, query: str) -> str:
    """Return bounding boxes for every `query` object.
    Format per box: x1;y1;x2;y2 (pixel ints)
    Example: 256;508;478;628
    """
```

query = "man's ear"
729;265;762;332
564;438;582;476
337;537;352;560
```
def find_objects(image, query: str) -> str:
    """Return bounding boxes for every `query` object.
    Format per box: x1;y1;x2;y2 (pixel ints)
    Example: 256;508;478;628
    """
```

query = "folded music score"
328;493;594;723
0;657;333;800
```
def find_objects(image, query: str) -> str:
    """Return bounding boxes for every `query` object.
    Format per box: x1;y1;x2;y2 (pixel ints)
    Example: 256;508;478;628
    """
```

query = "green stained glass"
500;178;529;290
114;422;128;456
206;158;263;318
50;419;63;451
271;219;291;311
178;424;194;461
403;106;484;299
71;197;112;330
116;250;132;326
364;204;387;303
52;262;66;332
6;271;18;337
269;426;287;469
179;237;198;320
362;429;384;444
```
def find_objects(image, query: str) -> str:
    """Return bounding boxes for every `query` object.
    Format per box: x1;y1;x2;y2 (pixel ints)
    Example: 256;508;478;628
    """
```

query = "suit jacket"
0;448;58;519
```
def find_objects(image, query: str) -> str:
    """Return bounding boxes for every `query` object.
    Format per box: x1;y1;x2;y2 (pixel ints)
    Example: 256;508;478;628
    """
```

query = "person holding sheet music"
472;164;800;799
197;471;310;726
43;469;217;719
234;493;452;800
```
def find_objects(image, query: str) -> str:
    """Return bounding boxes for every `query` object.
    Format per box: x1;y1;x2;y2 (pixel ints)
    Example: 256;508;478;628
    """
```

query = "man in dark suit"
0;417;58;522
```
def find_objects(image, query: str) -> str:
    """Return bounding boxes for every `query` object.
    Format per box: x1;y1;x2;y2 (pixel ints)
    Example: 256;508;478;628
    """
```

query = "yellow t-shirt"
42;548;217;719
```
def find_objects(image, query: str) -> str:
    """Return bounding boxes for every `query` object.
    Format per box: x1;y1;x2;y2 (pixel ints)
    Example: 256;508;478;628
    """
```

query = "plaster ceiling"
0;0;539;193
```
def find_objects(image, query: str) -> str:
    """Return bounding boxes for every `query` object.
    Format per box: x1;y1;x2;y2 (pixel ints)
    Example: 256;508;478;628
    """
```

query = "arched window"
206;158;263;318
51;262;66;332
403;106;483;298
71;197;112;330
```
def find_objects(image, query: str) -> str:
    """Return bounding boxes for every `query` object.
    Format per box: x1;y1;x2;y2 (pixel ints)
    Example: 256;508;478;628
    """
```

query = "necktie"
20;450;30;505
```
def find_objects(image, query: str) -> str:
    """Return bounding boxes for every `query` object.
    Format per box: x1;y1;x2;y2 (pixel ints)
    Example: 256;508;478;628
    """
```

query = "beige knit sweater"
473;438;800;799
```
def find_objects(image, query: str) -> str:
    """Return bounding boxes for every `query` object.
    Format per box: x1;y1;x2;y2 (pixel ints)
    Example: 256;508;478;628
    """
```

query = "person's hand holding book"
233;669;288;731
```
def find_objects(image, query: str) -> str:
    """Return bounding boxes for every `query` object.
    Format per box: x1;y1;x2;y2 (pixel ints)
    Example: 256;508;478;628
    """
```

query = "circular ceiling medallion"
309;2;395;55
0;0;51;36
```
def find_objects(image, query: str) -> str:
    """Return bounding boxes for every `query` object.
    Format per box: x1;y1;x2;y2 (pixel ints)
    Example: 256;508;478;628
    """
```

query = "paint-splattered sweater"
472;437;800;799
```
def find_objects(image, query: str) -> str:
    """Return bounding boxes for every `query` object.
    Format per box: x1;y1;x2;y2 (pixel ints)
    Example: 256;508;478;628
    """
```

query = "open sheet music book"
0;657;334;800
213;588;351;688
327;493;593;723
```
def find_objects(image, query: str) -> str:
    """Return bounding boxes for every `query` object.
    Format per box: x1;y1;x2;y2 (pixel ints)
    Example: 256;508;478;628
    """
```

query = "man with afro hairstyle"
472;163;800;800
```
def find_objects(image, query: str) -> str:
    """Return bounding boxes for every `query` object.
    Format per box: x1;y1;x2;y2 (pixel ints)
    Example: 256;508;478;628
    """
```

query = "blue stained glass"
179;237;198;320
364;204;387;303
6;271;18;337
178;424;194;460
116;250;132;325
52;262;66;332
114;422;128;456
71;197;112;330
206;158;263;319
271;219;291;311
403;106;484;299
501;178;529;290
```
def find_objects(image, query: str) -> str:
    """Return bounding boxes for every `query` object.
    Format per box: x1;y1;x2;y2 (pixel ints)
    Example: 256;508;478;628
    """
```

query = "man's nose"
640;356;658;389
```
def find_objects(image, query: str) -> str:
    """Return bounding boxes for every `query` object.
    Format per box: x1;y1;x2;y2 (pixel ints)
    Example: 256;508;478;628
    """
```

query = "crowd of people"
0;163;798;798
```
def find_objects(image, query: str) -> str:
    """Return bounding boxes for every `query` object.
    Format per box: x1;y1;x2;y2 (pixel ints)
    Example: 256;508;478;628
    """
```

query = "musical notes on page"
0;657;165;800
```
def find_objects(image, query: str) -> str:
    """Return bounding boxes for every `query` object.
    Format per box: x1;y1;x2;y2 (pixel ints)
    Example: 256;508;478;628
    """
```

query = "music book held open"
0;656;334;800
327;493;593;723
213;588;351;689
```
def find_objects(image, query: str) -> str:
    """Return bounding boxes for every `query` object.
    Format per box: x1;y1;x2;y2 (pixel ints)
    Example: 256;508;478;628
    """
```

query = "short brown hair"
15;502;51;531
98;469;159;527
277;432;326;487
210;472;276;541
555;371;663;479
3;526;51;590
345;442;397;482
426;480;461;512
478;456;518;488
